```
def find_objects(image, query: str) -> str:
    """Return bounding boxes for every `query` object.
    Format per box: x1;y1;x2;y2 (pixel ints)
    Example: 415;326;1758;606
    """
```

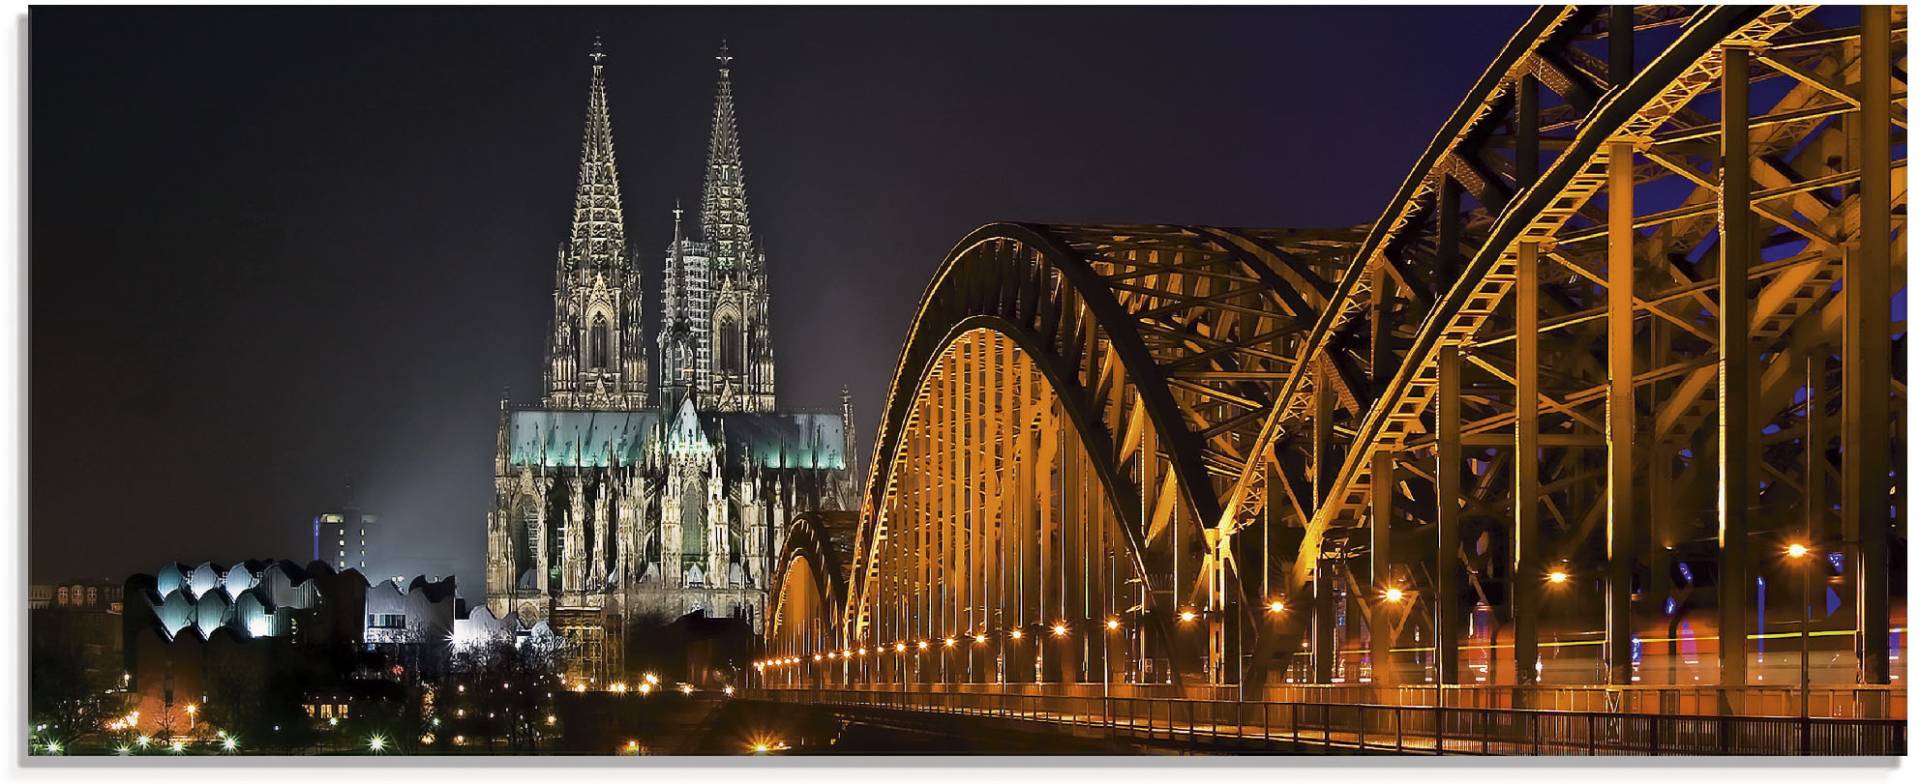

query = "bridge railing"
764;678;1905;719
749;687;1906;755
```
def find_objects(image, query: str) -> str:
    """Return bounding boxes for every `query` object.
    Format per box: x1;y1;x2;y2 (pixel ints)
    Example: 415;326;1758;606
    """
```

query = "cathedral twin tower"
544;39;774;412
486;40;855;677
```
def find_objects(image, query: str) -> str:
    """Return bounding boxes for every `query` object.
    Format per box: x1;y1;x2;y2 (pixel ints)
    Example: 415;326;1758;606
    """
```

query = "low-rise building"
120;559;457;734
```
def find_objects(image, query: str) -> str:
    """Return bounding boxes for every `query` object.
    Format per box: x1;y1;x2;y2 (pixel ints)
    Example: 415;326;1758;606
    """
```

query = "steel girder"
1226;4;1906;692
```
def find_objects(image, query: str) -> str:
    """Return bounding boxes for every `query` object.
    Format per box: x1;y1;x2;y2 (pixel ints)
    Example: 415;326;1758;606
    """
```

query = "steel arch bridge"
763;4;1906;727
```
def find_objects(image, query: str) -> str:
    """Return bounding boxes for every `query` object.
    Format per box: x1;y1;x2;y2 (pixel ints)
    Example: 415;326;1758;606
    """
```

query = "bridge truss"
764;4;1906;717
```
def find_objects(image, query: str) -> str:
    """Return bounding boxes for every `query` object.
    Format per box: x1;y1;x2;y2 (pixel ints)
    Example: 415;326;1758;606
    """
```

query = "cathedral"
483;40;857;681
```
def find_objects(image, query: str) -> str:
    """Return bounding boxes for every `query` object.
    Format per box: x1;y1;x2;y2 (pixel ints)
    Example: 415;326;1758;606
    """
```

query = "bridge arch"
766;512;855;662
811;222;1359;687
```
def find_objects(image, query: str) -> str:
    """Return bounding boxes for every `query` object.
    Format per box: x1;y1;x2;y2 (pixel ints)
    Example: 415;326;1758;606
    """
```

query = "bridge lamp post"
1784;542;1813;722
1103;618;1122;702
1540;567;1575;683
895;641;908;693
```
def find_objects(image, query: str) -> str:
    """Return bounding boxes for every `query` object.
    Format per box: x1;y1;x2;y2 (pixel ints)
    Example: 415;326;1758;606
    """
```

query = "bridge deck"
753;688;1906;755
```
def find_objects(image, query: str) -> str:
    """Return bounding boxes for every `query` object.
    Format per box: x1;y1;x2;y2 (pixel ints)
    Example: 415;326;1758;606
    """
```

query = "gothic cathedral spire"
656;40;774;413
544;37;648;410
701;40;753;276
569;35;628;271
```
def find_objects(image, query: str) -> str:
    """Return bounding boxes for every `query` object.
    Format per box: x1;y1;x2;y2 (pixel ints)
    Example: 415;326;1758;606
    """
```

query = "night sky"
31;6;1530;588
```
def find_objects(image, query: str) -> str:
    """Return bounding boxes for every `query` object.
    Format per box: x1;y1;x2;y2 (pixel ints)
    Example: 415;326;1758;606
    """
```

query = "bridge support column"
1716;45;1751;714
1845;5;1893;713
1606;137;1637;690
1435;345;1462;691
1312;558;1335;684
1513;239;1541;700
1648;435;1674;692
1309;359;1337;686
1369;449;1396;692
1060;431;1087;686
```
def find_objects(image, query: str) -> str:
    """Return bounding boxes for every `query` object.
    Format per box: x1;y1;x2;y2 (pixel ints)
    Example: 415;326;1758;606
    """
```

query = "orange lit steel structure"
764;4;1906;726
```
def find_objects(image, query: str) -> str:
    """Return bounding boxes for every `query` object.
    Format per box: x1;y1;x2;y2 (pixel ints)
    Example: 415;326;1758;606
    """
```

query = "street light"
1546;569;1570;585
1382;587;1404;603
1786;541;1814;722
1266;600;1287;614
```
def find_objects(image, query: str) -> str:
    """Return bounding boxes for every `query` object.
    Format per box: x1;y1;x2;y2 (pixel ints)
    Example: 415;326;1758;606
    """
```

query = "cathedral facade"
484;42;856;680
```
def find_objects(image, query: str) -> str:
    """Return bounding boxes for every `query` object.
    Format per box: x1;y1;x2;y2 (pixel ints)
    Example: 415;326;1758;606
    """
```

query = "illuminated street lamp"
1547;569;1570;585
1382;587;1404;603
1178;609;1198;623
1266;600;1287;614
973;633;988;645
1105;618;1121;631
1786;541;1815;724
1051;622;1069;638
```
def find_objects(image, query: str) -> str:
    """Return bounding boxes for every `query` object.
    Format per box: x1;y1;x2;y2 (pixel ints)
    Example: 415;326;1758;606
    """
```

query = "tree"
29;633;124;748
446;628;562;752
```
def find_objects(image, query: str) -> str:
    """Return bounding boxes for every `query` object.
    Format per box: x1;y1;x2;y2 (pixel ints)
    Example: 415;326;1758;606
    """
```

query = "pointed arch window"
589;314;611;369
717;315;742;375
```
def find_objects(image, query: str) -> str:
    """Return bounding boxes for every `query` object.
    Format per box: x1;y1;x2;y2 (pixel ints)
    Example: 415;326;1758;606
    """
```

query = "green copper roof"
507;409;846;470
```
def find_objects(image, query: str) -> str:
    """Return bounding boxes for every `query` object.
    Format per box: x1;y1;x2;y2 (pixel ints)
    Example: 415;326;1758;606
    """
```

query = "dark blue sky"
31;5;1530;586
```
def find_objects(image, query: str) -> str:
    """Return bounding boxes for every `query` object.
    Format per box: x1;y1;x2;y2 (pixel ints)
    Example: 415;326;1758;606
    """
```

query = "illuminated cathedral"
483;40;857;680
